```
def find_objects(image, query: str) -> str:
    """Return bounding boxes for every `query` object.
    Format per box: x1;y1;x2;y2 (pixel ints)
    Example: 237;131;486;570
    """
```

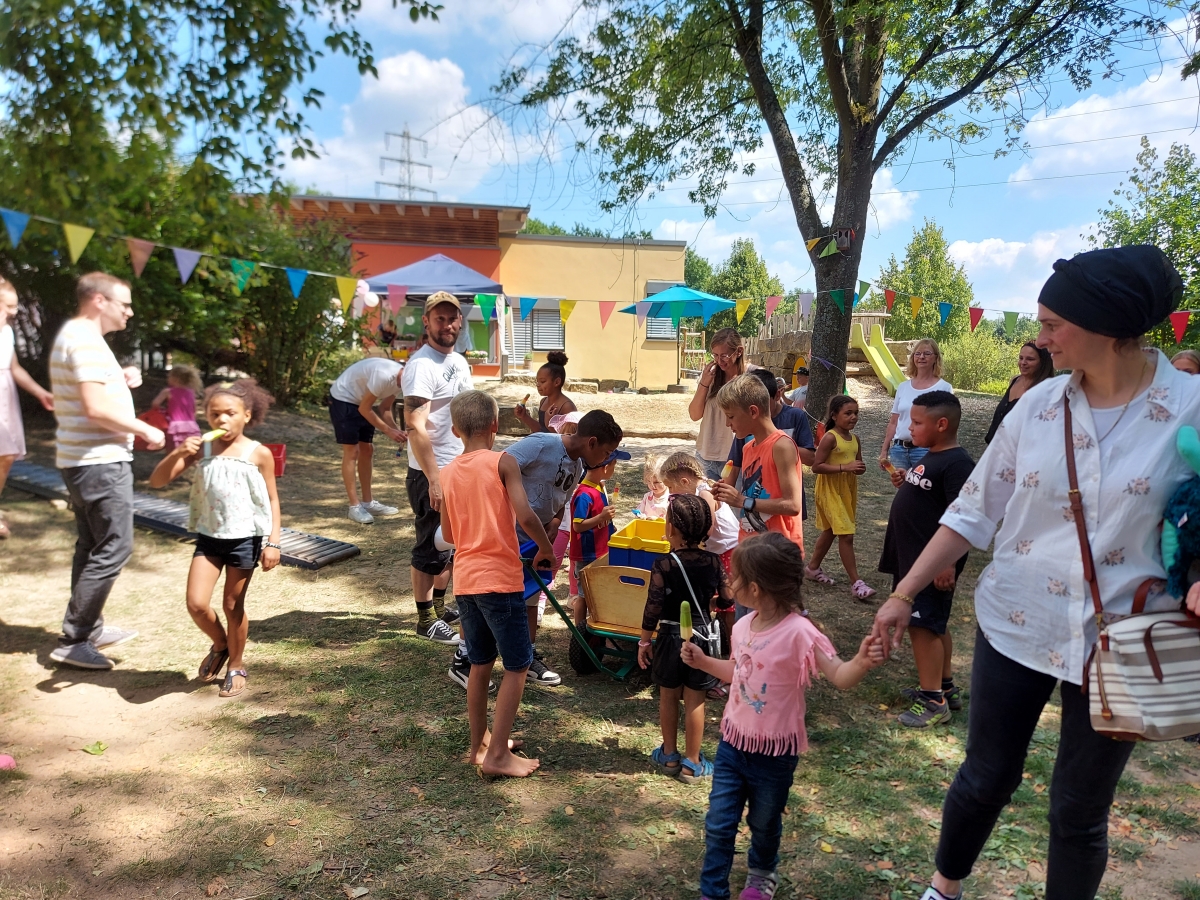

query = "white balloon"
433;526;454;551
364;292;380;308
355;278;370;298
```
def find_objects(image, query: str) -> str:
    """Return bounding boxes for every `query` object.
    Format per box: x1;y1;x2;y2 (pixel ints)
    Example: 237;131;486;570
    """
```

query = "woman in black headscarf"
984;341;1054;443
873;245;1198;900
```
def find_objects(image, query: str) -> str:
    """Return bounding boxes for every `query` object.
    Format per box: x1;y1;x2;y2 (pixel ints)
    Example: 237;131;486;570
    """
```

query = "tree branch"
875;0;972;126
810;0;855;128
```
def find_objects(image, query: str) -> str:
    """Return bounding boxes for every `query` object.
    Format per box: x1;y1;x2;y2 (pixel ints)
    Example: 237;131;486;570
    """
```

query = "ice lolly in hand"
201;429;227;442
679;603;693;643
521;393;531;407
720;460;735;482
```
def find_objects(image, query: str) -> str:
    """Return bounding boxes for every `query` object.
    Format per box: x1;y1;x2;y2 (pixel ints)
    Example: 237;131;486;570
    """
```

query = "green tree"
858;219;976;341
1090;137;1200;350
496;0;1172;418
523;217;652;239
685;247;713;290
683;238;787;339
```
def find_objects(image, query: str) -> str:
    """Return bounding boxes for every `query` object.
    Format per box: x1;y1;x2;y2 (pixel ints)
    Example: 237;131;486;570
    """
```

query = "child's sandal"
677;754;714;784
851;580;877;601
651;745;682;774
198;645;229;683
219;669;248;698
804;566;835;585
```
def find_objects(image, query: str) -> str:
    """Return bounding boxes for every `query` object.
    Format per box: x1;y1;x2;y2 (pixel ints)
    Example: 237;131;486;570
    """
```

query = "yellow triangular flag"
63;223;95;264
336;277;357;313
805;238;821;251
735;297;754;323
559;300;576;324
910;296;924;319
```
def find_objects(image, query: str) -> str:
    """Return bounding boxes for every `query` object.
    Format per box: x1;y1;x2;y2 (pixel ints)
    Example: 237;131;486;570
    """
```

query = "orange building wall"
352;243;502;280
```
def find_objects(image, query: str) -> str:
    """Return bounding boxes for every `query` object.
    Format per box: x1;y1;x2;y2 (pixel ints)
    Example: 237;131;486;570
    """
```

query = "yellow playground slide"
850;322;904;396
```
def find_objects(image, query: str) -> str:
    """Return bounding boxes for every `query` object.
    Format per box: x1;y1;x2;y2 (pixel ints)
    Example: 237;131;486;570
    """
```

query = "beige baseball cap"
423;291;461;314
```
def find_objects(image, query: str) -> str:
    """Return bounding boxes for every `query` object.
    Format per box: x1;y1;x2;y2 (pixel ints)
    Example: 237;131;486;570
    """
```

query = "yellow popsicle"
679;603;693;642
201;429;227;442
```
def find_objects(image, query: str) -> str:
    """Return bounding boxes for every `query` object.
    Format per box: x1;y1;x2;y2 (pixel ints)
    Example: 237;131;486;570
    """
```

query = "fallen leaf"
341;886;369;898
877;860;894;870
863;863;876;872
819;841;834;853
564;805;574;815
287;819;302;827
81;741;107;756
945;735;957;744
646;825;659;835
263;832;276;847
878;704;889;711
205;876;227;897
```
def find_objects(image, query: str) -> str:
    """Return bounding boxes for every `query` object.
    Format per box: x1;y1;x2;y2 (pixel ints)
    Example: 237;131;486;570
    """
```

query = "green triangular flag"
1004;311;1019;336
670;302;682;329
830;289;845;314
230;259;256;294
475;293;496;322
857;280;870;305
819;239;839;258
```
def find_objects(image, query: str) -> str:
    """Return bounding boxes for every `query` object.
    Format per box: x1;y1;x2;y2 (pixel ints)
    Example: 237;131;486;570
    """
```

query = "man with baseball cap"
401;291;473;643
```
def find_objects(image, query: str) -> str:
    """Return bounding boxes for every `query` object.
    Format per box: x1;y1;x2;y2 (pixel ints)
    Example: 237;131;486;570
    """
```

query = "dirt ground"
2;381;1199;900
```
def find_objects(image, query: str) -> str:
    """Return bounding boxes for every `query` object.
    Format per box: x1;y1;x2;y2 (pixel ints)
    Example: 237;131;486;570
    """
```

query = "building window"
509;316;532;356
645;316;678;341
530;309;566;350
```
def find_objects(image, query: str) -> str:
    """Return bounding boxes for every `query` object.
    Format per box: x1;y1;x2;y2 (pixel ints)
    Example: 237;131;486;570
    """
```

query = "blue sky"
283;2;1200;320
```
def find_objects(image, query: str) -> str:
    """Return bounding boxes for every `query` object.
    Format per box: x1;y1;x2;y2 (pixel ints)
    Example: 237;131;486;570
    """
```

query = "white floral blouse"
188;440;273;540
941;349;1200;685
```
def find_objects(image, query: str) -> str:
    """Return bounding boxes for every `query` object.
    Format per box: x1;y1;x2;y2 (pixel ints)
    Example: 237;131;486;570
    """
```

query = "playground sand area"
2;384;1199;900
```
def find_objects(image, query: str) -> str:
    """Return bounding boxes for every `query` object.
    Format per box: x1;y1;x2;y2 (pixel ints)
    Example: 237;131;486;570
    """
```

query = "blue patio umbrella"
619;285;735;325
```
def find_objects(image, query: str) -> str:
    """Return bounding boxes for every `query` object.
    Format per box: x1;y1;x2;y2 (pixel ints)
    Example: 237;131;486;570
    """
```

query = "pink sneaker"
739;870;779;900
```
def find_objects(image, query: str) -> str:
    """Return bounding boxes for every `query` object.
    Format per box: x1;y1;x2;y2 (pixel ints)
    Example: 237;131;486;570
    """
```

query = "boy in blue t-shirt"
568;452;624;622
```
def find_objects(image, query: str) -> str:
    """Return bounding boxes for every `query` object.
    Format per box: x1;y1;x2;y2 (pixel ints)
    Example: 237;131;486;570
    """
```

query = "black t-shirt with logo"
879;446;976;584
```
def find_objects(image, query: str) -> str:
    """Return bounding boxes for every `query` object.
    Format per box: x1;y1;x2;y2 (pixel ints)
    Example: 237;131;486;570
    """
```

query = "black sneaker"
526;657;562;686
898;697;952;728
417;619;461;645
448;654;496;693
440;604;461;626
901;685;963;711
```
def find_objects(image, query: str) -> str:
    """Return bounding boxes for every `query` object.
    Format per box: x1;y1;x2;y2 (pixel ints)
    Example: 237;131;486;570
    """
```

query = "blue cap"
588;448;632;469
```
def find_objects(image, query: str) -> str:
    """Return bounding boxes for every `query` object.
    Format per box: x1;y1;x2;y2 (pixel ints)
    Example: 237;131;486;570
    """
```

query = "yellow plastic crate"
608;519;670;568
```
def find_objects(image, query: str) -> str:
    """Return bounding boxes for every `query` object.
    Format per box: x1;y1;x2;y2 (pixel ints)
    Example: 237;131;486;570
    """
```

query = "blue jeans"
457;592;534;672
889;442;928;471
700;739;799;899
701;457;726;483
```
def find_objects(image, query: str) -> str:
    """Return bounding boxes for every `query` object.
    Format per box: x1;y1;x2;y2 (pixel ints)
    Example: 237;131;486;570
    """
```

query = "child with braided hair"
639;493;734;784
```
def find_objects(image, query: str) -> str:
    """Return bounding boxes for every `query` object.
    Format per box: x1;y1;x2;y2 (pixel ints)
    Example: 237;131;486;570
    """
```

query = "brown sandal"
198;646;229;683
219;669;248;698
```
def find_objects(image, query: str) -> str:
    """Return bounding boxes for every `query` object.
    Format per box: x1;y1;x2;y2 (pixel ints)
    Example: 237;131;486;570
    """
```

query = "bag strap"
669;551;718;650
1063;397;1104;625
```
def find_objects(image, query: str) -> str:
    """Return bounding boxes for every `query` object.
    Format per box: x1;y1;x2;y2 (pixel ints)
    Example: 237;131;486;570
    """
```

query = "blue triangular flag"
286;267;308;298
172;248;203;285
1;209;30;249
938;301;952;326
519;296;537;321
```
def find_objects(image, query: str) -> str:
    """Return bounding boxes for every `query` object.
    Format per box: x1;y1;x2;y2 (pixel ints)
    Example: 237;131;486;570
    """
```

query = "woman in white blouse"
879;338;953;472
689;328;757;481
873;246;1197;900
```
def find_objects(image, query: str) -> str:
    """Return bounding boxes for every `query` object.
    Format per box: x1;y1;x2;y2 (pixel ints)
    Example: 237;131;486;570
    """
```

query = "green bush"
940;330;1019;392
300;343;367;406
976;378;1013;396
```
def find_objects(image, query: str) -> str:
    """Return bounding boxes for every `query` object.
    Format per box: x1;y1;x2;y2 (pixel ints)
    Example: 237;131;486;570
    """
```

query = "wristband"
264;540;282;551
889;591;915;605
638;640;651;647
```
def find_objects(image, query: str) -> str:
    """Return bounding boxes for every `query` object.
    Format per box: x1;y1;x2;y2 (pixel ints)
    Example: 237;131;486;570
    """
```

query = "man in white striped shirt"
48;273;164;670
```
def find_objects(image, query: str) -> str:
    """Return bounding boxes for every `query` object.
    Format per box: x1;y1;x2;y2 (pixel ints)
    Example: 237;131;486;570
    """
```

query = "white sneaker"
362;500;399;517
348;505;374;525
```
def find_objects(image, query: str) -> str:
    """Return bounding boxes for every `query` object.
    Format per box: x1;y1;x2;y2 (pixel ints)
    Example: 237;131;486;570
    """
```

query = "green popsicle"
679;602;693;642
201;429;227;442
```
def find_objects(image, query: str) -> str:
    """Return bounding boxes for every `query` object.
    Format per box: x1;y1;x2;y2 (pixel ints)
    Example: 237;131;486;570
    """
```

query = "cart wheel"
568;631;603;675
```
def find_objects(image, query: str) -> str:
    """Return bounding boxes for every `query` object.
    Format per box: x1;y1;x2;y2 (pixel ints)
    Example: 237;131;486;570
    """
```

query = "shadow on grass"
33;665;194;704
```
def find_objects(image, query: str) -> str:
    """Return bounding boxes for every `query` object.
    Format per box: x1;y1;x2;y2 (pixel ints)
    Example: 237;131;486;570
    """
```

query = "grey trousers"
59;462;134;644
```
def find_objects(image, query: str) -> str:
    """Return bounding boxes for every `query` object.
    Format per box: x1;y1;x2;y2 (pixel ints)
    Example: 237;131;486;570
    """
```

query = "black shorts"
329;399;374;445
652;625;718;692
194;534;263;570
406;468;452;576
896;576;954;635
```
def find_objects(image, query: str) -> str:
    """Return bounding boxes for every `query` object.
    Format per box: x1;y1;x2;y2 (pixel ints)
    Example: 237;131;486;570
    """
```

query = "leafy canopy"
681;238;789;340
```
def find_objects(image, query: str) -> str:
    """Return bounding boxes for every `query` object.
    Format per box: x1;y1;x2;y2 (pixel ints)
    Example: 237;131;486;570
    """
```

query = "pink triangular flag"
635;301;651;326
1170;310;1191;344
388;284;407;314
598;301;617;329
126;239;155;277
765;295;782;319
969;307;984;332
172;248;202;285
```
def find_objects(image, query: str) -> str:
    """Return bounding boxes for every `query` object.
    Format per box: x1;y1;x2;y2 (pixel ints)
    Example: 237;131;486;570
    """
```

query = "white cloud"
868;169;920;231
358;0;586;48
949;225;1093;314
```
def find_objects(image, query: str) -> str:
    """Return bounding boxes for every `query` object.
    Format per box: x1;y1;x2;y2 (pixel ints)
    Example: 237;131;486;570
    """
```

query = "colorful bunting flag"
336;277;357;312
969;307;985;332
799;292;814;320
1;209;30;249
173;248;202;285
857;281;871;304
805;237;821;252
735;297;753;323
830;289;845;314
910;297;923;319
127;239;155;278
765;295;782;320
814;356;834;371
475;292;496;323
819;239;839;258
635;301;651;326
559;300;576;324
63;224;95;264
1170;310;1191;344
1003;311;1019;337
938;302;952;326
388;284;407;314
598;301;617;328
670;303;683;330
884;289;896;312
230;259;256;293
286;267;308;298
519;296;537;321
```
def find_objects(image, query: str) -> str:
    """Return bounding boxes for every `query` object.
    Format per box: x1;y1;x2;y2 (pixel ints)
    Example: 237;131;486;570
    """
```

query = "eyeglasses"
912;350;935;358
713;352;739;363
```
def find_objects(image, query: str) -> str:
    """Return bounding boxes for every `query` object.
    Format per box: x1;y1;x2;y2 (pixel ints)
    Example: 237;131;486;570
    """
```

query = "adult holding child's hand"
873;246;1200;900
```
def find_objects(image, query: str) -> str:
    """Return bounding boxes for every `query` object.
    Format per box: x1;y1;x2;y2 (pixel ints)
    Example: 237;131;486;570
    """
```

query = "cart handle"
521;558;626;682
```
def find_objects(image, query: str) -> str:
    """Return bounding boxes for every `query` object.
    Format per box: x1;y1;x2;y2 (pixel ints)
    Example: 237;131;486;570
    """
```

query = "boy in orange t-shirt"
440;391;555;779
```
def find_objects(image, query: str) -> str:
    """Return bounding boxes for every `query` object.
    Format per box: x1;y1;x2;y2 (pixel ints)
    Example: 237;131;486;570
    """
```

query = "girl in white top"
0;278;54;538
689;328;759;482
151;379;282;699
879;338;953;472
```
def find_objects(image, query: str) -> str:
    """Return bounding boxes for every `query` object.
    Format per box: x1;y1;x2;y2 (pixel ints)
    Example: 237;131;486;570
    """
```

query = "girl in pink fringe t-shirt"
681;532;884;900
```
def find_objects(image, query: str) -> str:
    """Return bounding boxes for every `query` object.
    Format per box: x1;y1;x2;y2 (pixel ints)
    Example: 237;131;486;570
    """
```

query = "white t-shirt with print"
891;378;954;441
330;357;403;406
400;344;473;472
50;318;136;468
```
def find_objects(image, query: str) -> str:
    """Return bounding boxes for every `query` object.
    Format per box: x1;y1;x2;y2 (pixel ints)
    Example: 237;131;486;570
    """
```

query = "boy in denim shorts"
439;391;555;778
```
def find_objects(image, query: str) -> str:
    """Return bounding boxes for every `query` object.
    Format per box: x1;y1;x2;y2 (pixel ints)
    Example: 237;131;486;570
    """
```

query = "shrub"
940;330;1018;392
976;378;1013;396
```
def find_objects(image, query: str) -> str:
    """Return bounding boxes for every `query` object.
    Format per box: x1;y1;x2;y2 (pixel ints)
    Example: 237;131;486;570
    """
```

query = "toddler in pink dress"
152;365;203;451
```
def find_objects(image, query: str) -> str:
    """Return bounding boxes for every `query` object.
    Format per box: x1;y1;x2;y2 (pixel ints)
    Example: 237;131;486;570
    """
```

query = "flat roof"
507;232;687;249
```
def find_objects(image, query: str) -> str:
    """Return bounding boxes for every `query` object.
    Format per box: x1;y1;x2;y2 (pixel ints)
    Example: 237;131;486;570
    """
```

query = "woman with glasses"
984;342;1054;444
689;328;758;481
878;338;953;472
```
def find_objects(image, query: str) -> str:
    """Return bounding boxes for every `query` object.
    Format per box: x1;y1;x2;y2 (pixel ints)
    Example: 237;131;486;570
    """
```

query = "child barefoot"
637;494;733;783
150;379;281;698
681;533;885;900
635;454;669;519
150;364;202;451
807;395;875;600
